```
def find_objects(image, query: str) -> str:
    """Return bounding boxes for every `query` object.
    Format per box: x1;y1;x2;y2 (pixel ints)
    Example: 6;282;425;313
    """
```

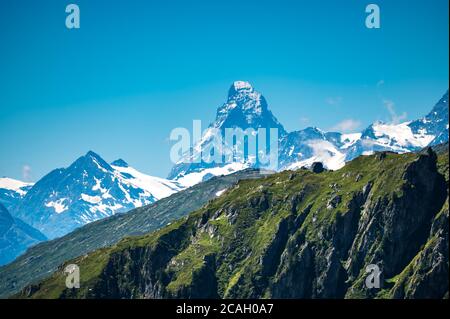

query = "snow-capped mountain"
279;128;350;171
2;83;447;240
216;81;286;135
345;90;449;162
0;178;33;213
286;91;448;169
11;151;183;239
168;82;448;182
168;81;286;186
410;90;449;146
0;203;46;266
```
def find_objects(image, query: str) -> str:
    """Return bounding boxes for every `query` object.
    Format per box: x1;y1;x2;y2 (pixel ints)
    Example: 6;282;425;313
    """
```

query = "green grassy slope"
0;169;266;298
17;147;449;299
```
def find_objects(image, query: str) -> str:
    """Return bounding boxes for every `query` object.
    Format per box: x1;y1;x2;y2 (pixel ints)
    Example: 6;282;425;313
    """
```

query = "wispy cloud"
376;80;385;87
325;96;342;106
383;99;407;124
330;119;362;133
22;165;32;182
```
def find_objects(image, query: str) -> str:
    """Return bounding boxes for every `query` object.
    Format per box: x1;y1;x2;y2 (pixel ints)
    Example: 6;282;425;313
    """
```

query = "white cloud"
22;165;32;182
376;80;385;87
383;99;407;124
330;119;362;133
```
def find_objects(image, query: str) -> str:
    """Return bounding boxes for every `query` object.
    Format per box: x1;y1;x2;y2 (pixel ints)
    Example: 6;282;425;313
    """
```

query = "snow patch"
216;189;227;197
287;140;346;171
233;81;252;90
81;193;102;204
0;177;33;195
176;162;249;187
373;122;435;150
112;164;182;200
340;133;362;149
45;198;68;214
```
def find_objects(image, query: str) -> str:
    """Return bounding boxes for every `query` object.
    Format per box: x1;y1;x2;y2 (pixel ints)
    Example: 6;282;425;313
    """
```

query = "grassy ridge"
18;147;449;299
0;169;265;298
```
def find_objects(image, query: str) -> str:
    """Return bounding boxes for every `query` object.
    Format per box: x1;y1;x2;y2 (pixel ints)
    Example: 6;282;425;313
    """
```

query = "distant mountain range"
0;82;448;262
169;81;449;182
1;152;182;239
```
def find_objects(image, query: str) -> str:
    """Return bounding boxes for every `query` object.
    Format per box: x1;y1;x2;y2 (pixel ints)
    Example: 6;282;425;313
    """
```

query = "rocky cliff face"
19;146;449;299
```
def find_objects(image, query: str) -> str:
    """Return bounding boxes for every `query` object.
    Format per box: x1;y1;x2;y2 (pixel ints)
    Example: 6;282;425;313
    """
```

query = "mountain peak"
168;82;287;180
407;89;449;144
16;150;182;239
232;80;253;91
85;150;103;160
170;86;447;183
430;90;448;114
227;80;255;100
111;159;129;168
69;151;113;173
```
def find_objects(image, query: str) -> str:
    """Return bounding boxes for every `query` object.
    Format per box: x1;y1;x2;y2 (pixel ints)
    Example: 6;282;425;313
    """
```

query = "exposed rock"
311;162;324;173
327;195;342;210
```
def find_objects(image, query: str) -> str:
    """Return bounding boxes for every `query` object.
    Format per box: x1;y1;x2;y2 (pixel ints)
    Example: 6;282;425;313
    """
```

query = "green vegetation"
0;169;265;298
14;146;450;299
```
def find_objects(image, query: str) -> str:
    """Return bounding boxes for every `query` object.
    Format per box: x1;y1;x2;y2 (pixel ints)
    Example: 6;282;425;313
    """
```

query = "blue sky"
0;0;448;180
